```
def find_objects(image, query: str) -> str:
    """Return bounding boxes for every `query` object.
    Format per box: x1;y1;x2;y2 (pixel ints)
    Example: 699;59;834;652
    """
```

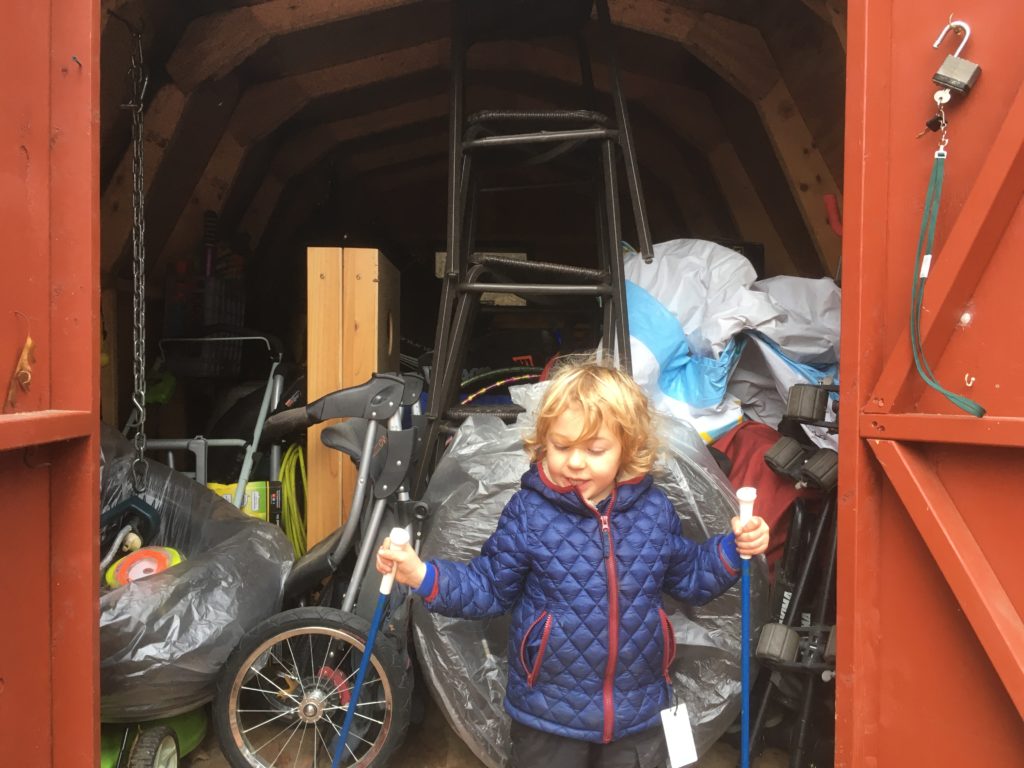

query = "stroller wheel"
214;607;411;768
128;725;179;768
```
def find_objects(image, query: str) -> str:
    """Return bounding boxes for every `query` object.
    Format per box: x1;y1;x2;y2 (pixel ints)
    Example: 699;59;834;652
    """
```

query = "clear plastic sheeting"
413;384;769;767
99;425;293;722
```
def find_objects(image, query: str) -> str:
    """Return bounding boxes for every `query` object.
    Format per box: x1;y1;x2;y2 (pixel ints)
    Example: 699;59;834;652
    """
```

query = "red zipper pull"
599;515;611;558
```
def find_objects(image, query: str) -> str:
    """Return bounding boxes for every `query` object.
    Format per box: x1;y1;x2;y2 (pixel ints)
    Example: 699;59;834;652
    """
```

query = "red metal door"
0;0;99;765
841;2;1024;764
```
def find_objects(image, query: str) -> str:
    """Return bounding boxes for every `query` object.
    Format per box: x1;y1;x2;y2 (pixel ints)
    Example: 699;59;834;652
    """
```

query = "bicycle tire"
213;607;411;767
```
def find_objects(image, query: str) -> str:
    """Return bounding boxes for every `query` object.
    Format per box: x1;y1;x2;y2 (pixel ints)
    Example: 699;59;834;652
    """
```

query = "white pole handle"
736;487;757;561
379;527;410;595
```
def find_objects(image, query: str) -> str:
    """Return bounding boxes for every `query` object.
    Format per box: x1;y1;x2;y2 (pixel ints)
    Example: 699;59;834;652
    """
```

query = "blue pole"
332;592;388;768
741;556;751;768
331;527;409;768
736;486;756;768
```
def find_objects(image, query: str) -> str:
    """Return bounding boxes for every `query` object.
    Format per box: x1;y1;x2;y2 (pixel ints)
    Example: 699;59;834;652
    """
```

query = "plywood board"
306;247;399;548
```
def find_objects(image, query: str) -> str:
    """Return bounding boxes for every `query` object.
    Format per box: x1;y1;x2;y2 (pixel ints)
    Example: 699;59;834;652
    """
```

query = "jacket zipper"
659;608;676;683
526;614;553;687
580;488;620;743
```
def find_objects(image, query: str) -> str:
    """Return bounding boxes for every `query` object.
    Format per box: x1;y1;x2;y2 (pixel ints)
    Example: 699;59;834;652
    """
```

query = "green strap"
909;151;986;418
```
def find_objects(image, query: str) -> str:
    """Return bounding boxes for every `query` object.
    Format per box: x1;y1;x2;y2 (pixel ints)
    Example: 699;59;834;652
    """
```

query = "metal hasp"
932;20;981;93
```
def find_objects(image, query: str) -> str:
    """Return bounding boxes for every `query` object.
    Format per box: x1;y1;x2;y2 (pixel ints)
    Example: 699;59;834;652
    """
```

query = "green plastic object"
100;707;207;768
145;370;177;405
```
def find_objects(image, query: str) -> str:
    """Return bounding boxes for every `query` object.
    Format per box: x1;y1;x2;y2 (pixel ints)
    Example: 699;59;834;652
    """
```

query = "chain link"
123;33;149;494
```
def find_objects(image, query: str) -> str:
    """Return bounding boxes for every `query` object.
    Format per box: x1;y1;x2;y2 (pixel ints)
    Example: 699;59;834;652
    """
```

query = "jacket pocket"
519;610;554;687
659;608;677;683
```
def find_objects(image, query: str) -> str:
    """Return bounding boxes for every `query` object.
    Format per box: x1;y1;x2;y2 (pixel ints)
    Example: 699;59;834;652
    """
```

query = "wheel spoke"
321;711;342;737
292;721;307;768
250;715;304;757
226;614;400;768
237;707;302;714
343;726;376;748
314;720;333;764
269;710;305;766
317;632;336;684
247;667;303;706
325;704;385;726
284;636;308;697
241;705;299;735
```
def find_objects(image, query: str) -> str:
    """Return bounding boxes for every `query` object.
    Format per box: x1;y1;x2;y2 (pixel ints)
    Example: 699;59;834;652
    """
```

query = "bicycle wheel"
214;607;410;767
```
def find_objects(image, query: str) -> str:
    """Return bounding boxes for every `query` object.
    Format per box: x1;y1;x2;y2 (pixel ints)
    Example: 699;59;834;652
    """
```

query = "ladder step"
473;254;607;283
468;109;609;127
445;404;525;424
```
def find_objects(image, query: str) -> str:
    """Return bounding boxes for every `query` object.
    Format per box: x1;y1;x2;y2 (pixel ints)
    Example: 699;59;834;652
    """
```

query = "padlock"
932;20;980;94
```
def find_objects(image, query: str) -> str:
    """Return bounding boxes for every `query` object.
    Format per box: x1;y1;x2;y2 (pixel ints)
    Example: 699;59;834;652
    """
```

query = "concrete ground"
183;690;788;768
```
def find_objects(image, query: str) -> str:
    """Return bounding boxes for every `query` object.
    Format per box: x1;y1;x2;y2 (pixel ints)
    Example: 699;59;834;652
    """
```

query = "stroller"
212;372;427;768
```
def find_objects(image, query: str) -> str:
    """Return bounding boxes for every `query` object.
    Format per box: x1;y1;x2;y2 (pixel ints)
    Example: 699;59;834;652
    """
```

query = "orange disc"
105;546;183;588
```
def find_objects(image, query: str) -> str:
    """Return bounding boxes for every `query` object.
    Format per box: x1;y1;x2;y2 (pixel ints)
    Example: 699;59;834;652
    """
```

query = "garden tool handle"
736;487;757;560
380;527;410;594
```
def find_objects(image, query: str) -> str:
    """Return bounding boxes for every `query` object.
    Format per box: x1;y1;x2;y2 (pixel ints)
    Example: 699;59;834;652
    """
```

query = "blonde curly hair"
523;356;657;479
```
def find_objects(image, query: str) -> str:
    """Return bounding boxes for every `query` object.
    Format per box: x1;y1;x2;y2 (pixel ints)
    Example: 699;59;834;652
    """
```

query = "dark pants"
509;720;668;768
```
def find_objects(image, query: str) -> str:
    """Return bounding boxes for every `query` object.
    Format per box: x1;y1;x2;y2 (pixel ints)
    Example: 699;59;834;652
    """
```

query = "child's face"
544;405;623;504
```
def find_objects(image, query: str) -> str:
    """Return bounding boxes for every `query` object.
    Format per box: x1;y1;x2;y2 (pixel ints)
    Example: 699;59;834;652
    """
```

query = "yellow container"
207;480;282;524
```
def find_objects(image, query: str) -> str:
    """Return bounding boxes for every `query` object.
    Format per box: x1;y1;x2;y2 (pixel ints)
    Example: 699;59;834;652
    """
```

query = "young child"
377;360;769;767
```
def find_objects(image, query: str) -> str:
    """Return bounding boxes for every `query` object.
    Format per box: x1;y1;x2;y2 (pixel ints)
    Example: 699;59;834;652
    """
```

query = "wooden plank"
307;247;345;548
860;413;1024;448
0;410;95;451
230;40;447;146
608;0;699;45
271;95;450;177
158;131;246;274
481;41;719;150
756;80;843;276
306;248;399;548
799;0;848;50
238;174;285;253
166;0;421;92
869;439;1024;719
836;0;888;759
684;13;779;101
347;133;448;175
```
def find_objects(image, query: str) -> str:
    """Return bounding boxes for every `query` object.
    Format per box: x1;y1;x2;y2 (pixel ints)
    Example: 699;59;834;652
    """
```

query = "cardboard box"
208;480;282;526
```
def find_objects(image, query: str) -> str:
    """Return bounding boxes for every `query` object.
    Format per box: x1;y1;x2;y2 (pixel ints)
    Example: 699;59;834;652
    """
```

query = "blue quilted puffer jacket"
418;463;741;743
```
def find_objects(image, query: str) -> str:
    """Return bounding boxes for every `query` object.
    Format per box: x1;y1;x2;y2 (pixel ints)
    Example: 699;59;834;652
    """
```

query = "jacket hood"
521;462;653;516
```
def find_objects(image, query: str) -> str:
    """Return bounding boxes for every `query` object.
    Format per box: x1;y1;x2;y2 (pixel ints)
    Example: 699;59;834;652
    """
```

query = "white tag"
920;253;933;279
660;703;699;767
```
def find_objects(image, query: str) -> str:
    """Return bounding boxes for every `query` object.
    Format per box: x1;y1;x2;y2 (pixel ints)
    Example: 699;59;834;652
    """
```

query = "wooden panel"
306;248;399;548
842;0;1024;764
0;0;100;763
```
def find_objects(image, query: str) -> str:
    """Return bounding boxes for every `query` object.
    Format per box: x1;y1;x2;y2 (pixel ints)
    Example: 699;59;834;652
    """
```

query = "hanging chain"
123;32;150;493
934;90;950;154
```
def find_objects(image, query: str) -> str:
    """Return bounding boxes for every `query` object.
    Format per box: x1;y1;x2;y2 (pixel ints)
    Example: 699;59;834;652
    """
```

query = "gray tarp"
99;425;293;722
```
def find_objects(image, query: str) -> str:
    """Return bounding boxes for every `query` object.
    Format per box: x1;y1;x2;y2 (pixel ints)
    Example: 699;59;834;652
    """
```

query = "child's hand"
730;515;770;558
376;536;428;589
